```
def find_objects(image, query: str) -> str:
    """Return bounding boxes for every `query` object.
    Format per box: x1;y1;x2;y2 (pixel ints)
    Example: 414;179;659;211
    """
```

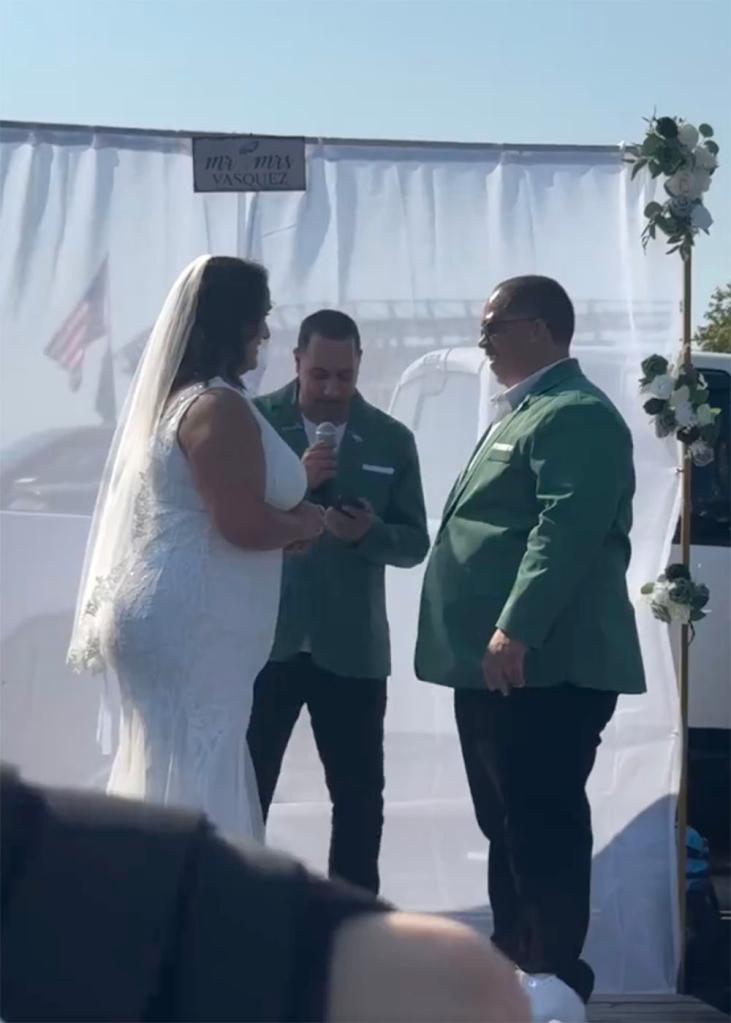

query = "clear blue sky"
1;0;729;319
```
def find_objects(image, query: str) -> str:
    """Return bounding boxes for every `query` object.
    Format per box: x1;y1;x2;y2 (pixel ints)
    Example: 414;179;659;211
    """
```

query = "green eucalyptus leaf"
642;135;663;157
698;124;714;138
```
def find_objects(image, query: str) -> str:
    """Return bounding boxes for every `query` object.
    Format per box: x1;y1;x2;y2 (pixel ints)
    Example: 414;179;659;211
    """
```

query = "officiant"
248;310;429;894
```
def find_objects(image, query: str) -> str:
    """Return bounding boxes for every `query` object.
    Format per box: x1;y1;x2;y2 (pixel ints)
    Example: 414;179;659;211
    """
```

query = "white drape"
0;124;681;992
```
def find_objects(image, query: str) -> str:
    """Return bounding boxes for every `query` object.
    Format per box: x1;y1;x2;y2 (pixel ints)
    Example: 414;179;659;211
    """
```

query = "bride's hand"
292;501;325;542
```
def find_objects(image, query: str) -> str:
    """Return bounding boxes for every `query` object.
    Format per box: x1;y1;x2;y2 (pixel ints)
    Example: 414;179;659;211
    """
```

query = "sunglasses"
479;317;539;347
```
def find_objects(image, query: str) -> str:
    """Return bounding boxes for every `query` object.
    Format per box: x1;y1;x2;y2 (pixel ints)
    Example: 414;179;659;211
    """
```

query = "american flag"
44;260;108;391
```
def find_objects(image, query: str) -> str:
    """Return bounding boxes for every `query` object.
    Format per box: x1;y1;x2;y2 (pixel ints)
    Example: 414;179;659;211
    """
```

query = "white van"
387;347;731;843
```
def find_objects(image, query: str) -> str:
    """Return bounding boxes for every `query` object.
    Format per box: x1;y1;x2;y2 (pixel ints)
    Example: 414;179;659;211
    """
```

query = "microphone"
315;421;339;449
313;421;338;505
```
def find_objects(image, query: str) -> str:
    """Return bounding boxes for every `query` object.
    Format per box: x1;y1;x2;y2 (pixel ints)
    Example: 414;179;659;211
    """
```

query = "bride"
68;255;323;840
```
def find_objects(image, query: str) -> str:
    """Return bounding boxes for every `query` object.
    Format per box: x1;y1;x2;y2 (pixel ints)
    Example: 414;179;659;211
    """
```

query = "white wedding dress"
97;378;306;840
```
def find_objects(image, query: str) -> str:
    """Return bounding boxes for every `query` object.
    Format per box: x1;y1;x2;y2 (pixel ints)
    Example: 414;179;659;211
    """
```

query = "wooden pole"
677;249;693;993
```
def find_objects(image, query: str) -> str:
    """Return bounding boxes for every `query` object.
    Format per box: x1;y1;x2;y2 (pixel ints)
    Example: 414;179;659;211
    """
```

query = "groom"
415;276;646;1017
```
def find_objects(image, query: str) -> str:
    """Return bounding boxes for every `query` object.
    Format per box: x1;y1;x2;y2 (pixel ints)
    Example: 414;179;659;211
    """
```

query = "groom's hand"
481;629;526;696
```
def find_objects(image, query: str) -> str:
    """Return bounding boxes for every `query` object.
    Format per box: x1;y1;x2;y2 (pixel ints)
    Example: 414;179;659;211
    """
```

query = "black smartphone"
332;496;365;518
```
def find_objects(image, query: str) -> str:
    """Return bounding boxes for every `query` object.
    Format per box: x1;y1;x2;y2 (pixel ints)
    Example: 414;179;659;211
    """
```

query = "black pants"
454;684;617;1004
247;654;387;894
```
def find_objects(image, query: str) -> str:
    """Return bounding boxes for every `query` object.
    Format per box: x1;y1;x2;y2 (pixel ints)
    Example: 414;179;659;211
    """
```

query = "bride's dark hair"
172;256;269;392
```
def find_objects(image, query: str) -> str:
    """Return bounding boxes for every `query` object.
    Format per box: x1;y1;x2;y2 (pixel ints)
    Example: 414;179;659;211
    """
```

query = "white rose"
678;123;699;149
693;169;712;192
673;400;697;429
694;146;718;171
691;203;713;231
670;385;690;408
641;587;655;607
647;373;674;399
668;600;692;625
666;169;697;197
666;168;709;200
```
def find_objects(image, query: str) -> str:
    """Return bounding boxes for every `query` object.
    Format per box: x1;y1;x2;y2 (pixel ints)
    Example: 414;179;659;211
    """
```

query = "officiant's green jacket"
415;359;646;694
255;382;429;680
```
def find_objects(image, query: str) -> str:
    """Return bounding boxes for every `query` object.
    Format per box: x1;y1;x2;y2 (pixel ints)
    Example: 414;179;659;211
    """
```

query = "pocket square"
363;464;395;475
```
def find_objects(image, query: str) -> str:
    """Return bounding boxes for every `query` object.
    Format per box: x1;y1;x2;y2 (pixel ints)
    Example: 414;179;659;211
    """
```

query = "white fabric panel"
0;124;680;991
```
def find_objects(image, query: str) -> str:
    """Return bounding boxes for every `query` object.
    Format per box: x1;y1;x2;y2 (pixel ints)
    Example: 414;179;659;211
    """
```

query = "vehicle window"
412;373;481;518
18;432;111;487
688;369;731;548
389;379;421;431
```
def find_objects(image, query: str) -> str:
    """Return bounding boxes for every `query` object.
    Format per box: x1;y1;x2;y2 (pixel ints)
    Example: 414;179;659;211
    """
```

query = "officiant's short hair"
297;310;362;353
498;275;575;346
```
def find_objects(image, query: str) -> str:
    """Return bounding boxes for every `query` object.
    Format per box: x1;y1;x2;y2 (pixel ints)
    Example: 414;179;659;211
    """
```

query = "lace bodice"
72;377;306;674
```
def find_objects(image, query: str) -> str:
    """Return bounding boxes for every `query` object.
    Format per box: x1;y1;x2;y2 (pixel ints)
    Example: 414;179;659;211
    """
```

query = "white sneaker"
517;972;586;1023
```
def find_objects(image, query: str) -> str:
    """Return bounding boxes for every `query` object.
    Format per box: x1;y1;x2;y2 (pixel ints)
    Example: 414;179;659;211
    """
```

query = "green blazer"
255;382;429;680
415;359;646;694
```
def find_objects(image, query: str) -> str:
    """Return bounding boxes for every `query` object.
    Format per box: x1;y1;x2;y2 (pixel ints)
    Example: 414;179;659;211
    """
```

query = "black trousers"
247;654;387;894
454;684;618;1004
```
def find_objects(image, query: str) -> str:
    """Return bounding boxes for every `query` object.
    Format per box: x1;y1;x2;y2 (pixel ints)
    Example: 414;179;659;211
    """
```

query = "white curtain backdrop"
0;123;681;992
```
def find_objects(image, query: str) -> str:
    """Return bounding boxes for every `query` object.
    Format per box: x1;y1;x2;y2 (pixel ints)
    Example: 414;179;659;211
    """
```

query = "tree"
694;282;731;353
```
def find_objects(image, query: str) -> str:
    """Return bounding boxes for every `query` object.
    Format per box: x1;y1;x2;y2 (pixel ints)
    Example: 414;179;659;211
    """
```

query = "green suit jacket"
415;359;646;694
255;382;429;680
